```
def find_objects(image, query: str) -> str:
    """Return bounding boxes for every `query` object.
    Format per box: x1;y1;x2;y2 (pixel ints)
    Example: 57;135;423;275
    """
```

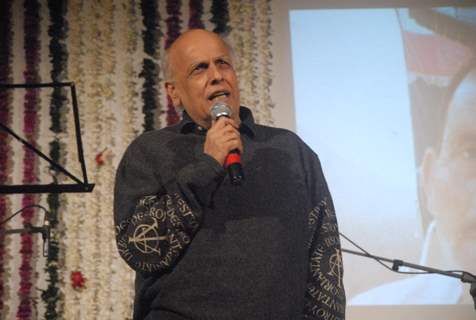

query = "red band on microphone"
225;153;241;167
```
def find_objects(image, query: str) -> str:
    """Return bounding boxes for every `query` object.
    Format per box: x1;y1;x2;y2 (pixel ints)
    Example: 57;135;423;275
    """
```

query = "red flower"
71;271;85;289
95;148;107;166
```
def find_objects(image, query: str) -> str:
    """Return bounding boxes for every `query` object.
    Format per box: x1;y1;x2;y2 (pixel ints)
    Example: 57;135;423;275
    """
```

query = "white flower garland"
63;1;88;318
78;1;109;318
110;0;141;318
228;0;274;125
228;1;246;103
94;1;116;318
254;0;274;126
242;1;259;117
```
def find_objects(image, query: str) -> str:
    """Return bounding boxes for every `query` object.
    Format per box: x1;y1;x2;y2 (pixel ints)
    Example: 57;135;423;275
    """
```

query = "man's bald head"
163;29;234;82
163;28;241;128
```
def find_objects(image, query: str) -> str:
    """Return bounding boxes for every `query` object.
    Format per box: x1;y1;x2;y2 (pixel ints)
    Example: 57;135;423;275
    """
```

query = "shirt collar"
178;106;256;138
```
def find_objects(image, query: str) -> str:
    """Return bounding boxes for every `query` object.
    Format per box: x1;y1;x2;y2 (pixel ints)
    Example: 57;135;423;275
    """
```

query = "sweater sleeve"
301;145;346;319
113;134;225;275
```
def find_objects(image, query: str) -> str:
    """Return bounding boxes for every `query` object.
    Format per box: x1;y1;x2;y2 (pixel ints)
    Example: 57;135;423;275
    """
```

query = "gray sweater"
114;107;345;320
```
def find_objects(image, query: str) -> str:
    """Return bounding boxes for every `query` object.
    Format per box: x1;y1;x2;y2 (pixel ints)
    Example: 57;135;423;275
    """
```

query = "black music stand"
0;82;94;194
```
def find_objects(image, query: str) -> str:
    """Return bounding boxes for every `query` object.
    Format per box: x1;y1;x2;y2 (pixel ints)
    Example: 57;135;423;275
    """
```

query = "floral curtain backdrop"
0;0;274;319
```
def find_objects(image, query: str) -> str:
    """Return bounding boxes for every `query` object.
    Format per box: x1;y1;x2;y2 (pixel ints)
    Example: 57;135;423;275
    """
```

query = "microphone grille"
210;102;232;121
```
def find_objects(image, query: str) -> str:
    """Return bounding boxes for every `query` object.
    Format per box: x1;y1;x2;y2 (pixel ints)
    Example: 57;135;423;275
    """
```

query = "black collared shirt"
178;106;256;138
114;107;345;320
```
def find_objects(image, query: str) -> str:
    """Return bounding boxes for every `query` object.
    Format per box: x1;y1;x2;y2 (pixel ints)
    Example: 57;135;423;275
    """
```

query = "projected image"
290;7;476;305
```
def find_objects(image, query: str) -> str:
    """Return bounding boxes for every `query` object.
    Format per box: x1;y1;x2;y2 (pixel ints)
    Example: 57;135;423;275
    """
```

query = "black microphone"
210;102;244;185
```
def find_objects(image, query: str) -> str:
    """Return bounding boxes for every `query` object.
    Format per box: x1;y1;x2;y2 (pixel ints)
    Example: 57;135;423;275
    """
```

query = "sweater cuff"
176;153;225;207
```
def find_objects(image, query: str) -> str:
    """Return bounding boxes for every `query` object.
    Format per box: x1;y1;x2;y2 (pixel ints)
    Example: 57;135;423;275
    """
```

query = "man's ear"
165;81;181;107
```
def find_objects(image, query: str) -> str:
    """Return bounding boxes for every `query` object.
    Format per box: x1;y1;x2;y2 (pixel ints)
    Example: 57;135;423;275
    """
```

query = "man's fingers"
225;136;242;149
208;122;240;142
204;117;242;165
210;117;239;130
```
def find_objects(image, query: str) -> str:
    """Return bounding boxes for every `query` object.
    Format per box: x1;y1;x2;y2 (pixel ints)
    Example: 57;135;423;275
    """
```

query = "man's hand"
204;117;243;166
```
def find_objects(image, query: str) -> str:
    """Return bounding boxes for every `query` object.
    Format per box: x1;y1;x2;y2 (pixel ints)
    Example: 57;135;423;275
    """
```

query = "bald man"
114;29;345;320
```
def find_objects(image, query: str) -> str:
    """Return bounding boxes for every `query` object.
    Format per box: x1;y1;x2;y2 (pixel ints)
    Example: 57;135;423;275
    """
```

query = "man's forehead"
166;30;234;79
173;38;229;60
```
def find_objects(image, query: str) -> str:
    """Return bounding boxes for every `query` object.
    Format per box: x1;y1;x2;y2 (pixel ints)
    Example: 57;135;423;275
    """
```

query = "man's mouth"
208;91;230;101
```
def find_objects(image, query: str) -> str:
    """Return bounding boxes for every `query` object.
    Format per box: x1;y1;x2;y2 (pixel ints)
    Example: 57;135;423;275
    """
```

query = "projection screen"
278;1;476;319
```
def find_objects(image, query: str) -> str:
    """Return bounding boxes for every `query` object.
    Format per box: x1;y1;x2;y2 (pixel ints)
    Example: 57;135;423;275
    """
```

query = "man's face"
422;68;476;272
165;30;240;128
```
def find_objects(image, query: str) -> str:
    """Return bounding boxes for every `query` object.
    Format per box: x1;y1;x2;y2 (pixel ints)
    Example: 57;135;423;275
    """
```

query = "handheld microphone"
210;102;244;185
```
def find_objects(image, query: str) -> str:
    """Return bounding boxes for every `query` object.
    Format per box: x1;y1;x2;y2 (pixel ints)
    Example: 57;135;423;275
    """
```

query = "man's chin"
209;98;238;110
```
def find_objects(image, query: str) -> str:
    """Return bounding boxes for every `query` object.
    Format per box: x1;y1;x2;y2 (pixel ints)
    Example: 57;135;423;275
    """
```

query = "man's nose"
208;63;224;83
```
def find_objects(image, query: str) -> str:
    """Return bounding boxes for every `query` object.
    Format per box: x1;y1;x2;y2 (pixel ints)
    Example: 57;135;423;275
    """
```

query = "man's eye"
192;63;208;74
